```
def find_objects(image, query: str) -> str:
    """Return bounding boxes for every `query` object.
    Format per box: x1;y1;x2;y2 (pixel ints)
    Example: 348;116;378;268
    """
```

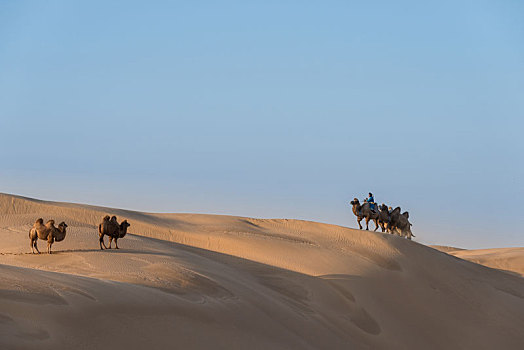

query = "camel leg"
99;235;107;250
30;239;35;254
373;219;379;232
114;238;119;249
365;217;370;230
34;241;40;254
356;217;362;230
108;237;113;249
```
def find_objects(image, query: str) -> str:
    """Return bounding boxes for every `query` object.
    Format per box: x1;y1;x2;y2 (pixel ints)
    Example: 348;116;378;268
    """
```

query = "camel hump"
45;219;56;227
402;212;409;219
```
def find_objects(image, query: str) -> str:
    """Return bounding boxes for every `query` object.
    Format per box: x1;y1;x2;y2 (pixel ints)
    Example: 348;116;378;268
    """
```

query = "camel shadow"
47;248;104;254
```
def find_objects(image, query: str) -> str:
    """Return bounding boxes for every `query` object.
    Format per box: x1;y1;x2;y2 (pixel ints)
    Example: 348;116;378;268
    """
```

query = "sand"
445;248;524;278
0;193;523;349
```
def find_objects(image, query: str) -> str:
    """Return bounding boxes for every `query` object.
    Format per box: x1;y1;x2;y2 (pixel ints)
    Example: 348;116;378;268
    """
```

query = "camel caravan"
27;194;412;255
28;215;130;254
349;192;414;240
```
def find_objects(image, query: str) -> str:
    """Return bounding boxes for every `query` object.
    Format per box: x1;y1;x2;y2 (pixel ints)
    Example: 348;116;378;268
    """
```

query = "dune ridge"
0;193;523;349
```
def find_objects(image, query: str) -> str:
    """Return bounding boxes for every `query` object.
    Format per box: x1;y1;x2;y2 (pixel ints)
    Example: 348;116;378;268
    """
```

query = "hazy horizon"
1;1;523;249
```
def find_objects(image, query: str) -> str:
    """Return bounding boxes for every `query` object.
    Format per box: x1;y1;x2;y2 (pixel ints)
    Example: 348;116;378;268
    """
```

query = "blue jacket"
366;196;374;203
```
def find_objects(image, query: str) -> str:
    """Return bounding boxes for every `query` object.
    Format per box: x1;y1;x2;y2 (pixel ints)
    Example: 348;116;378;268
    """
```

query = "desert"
0;193;523;349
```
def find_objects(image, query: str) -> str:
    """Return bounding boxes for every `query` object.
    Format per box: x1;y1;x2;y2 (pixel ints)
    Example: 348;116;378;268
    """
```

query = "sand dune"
0;193;523;349
431;245;524;277
448;248;524;277
430;245;467;253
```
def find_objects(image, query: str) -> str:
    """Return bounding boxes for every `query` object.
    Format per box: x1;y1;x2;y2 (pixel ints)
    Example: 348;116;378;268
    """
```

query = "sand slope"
449;248;524;277
431;245;524;277
0;193;523;349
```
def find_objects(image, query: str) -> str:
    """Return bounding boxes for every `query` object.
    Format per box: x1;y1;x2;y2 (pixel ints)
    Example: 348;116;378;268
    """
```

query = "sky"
0;1;523;248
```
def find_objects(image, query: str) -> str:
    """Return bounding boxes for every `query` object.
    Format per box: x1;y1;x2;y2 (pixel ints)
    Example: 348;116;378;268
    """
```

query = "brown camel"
349;198;379;231
29;218;68;254
98;215;131;250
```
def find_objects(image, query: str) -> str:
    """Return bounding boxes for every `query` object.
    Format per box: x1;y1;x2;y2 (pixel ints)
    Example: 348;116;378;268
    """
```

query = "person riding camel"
365;192;377;212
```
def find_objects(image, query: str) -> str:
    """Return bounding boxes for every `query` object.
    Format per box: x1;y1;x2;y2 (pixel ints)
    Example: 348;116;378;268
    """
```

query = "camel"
29;218;68;254
388;207;401;234
388;208;414;239
349;198;379;231
396;212;414;240
98;215;131;250
377;204;391;233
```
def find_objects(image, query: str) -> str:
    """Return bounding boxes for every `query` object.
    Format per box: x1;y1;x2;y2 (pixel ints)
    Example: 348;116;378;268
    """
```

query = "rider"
365;192;376;212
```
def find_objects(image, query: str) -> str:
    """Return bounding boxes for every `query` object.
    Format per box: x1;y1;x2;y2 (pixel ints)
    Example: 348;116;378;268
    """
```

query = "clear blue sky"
1;1;523;248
